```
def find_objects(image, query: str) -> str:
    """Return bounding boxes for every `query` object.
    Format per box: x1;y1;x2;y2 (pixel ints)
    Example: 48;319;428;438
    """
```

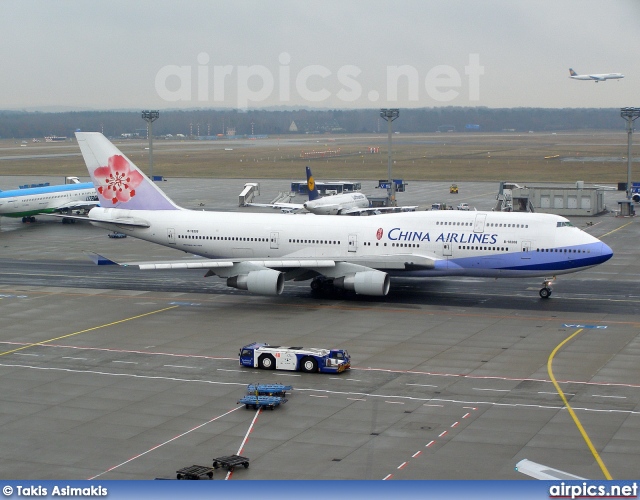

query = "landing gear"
21;216;36;223
539;278;554;299
310;276;344;297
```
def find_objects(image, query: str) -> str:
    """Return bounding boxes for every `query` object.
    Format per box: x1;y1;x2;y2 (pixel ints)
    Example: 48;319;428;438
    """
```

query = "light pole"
621;108;640;200
380;109;400;206
141;110;159;180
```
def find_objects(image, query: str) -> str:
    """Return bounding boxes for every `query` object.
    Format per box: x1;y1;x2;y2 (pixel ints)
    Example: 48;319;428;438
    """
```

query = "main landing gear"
539;278;555;299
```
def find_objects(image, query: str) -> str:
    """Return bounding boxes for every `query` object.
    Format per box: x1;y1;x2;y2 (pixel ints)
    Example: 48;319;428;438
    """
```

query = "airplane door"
270;232;279;249
443;242;452;257
167;228;176;245
521;240;531;259
348;234;358;253
474;214;486;233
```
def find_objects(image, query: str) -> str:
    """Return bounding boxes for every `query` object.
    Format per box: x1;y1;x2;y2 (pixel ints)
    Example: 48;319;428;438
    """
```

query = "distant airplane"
0;177;98;223
73;132;612;299
249;166;416;215
569;68;624;82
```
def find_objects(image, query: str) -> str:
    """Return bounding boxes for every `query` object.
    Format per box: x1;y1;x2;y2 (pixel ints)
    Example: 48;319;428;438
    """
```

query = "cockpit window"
556;221;574;227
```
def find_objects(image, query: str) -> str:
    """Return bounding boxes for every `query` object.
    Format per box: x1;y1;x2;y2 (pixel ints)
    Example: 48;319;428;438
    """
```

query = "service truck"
239;342;350;373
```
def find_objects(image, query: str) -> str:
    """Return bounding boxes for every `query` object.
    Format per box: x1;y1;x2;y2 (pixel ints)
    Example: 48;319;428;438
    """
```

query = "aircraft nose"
598;241;613;263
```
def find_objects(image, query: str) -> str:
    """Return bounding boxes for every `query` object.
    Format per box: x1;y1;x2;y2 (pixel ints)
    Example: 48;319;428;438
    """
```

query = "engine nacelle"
333;271;390;296
632;193;640;203
227;269;284;295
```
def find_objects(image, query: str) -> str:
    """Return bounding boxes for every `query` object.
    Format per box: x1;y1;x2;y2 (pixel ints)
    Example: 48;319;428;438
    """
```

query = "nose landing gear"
539;278;555;299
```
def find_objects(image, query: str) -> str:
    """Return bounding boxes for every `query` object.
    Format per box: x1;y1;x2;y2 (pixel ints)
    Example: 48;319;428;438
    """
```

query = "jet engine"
227;269;284;295
333;270;390;296
632;193;640;203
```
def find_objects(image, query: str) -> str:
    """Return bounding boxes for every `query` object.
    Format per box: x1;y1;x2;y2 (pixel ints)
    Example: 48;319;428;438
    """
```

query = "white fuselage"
303;192;369;215
570;73;624;81
0;183;98;218
89;207;612;278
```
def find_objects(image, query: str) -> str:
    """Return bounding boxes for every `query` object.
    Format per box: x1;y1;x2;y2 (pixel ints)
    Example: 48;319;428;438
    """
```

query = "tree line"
0;107;625;139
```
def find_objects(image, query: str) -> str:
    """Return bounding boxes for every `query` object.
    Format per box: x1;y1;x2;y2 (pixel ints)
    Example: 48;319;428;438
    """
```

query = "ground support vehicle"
247;383;292;396
450;184;458;194
238;394;287;410
239;342;350;373
176;465;215;480
212;455;250;472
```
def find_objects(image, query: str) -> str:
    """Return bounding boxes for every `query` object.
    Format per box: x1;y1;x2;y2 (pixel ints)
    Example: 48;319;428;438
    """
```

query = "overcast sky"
2;0;639;110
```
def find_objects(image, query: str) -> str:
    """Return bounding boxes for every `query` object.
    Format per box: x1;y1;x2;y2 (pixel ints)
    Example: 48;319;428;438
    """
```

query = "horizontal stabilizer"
85;252;118;266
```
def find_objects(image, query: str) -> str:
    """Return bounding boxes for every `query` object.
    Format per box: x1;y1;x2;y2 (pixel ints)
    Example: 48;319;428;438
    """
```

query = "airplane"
0;177;99;223
569;68;624;82
248;166;417;215
75;132;613;299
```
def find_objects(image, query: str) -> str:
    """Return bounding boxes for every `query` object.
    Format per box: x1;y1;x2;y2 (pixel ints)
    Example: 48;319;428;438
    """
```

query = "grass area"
1;131;636;183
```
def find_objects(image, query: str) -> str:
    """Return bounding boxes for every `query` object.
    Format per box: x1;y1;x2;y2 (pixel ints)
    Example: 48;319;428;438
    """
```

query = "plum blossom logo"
94;155;144;204
376;228;383;240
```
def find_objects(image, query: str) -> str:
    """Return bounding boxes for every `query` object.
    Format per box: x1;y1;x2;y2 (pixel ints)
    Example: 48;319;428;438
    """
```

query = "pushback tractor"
239;342;350;373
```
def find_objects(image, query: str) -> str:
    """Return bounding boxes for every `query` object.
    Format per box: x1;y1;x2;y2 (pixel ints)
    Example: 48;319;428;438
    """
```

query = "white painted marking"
14;353;39;357
217;368;246;373
113;361;137;364
592;395;626;399
273;373;301;377
426;440;435;447
310;395;328;398
451;422;459;428
412;451;422;458
382;474;393;480
164;364;198;369
62;357;88;361
397;461;408;469
347;398;366;401
345;379;361;382
406;383;438;388
423;404;444;407
438;431;448;437
473;388;510;392
462;413;470;419
385;401;405;404
538;391;576;396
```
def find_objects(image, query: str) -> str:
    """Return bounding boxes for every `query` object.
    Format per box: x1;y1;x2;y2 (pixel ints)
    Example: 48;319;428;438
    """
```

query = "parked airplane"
569;68;624;82
249;166;416;215
0;177;98;223
75;132;613;299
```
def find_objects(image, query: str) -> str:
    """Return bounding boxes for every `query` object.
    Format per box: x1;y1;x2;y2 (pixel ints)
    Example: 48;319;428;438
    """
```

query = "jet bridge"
238;183;260;206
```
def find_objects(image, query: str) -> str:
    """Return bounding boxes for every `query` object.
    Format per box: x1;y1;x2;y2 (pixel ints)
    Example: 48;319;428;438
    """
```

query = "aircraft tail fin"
306;166;319;201
569;68;578;76
75;132;180;211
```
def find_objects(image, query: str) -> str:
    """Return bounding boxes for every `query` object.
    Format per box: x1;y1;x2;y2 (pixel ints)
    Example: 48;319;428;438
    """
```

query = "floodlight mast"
380;109;400;206
141;110;160;180
621;108;640;200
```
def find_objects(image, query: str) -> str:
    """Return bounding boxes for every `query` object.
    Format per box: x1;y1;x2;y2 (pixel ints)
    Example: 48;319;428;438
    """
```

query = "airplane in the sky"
569;68;624;82
75;132;613;299
248;166;416;215
0;177;98;223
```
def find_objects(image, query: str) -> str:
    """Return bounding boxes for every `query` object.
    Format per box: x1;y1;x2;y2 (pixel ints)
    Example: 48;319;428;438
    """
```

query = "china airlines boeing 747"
75;132;613;299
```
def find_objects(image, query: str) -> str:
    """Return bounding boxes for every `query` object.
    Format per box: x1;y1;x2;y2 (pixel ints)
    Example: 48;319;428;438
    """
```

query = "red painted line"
412;451;422;458
226;406;262;480
426;440;435;447
451;421;459;428
438;430;448;438
462;412;470;418
383;474;393;480
397;461;408;469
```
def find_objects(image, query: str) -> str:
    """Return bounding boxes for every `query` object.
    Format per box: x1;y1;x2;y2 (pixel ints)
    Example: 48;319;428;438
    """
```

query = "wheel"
258;354;276;370
177;474;183;480
539;287;551;299
30;217;36;223
245;404;250;409
229;466;235;472
207;472;213;479
300;356;318;373
243;462;249;469
212;461;219;469
310;278;322;291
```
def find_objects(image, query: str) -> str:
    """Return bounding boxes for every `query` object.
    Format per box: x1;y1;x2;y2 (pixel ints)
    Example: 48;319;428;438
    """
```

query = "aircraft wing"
342;206;419;215
514;459;587;480
53;200;100;212
86;253;437;273
245;202;304;212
